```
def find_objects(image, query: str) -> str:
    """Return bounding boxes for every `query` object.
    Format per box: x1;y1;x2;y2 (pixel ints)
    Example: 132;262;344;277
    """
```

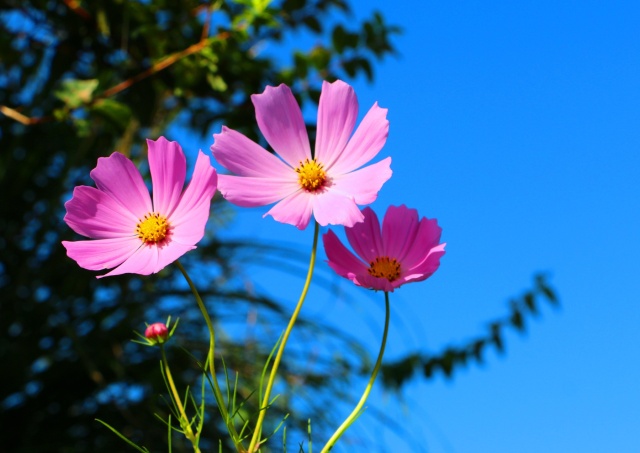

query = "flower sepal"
132;316;179;347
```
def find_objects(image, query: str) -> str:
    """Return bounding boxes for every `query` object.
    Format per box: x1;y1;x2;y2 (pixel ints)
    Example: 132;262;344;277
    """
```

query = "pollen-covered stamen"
368;256;401;282
136;213;169;244
295;158;326;192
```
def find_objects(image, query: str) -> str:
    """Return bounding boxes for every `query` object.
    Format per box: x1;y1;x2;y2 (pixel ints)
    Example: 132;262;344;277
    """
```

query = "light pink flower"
210;80;392;230
323;205;446;292
62;137;217;278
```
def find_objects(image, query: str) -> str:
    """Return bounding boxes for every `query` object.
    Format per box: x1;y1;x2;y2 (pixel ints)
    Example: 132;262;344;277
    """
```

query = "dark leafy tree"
0;1;556;452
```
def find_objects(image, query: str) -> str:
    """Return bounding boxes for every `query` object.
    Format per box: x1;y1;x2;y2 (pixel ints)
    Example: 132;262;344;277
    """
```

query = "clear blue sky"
330;1;640;451
177;1;640;451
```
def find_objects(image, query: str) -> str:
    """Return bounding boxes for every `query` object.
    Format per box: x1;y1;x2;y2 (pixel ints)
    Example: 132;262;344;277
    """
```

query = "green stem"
247;221;320;453
175;260;244;452
160;345;201;453
320;291;391;453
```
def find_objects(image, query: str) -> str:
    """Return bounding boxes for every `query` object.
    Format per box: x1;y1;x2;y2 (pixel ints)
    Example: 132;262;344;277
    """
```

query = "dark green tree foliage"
0;1;556;452
0;1;399;451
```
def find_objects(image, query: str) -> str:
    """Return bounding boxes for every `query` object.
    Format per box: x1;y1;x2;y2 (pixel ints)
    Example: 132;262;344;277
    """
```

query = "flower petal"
62;237;140;271
382;205;420;261
352;273;396;292
251;84;311;166
94;234;198;278
64;186;138;239
170;151;218;245
90;152;152;218
148;137;186;217
315;80;358;169
99;243;159;278
265;191;314;230
323;230;369;279
100;241;194;278
404;243;446;279
344;207;383;263
153;242;197;273
402;218;444;269
311;191;364;227
328;102;389;175
217;174;299;207
330;157;392;205
211;126;293;177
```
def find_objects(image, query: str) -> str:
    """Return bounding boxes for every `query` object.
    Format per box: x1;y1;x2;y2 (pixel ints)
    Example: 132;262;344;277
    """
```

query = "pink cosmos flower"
62;137;217;278
210;79;392;230
323;205;446;292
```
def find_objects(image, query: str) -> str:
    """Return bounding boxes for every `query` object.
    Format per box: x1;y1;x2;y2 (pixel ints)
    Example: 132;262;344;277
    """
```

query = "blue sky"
330;1;640;452
177;1;640;451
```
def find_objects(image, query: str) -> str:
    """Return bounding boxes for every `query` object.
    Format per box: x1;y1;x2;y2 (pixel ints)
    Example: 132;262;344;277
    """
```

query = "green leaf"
206;74;228;92
91;99;133;130
332;25;348;54
293;52;309;78
536;275;559;305
342;59;357;77
73;118;91;137
303;16;322;33
255;0;275;14
441;350;455;377
472;339;485;362
523;292;537;314
95;419;150;453
342;57;372;80
54;79;99;109
309;46;331;70
490;323;504;353
511;308;525;331
423;359;435;378
332;25;360;54
541;285;559;305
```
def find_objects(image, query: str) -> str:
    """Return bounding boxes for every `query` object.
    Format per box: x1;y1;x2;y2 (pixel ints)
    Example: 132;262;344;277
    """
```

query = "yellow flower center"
296;158;326;192
136;213;169;244
368;256;401;282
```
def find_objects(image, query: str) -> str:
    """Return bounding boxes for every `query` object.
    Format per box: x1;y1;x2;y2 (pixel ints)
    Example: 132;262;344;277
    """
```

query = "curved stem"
160;345;201;453
175;260;244;452
320;291;391;453
248;221;320;453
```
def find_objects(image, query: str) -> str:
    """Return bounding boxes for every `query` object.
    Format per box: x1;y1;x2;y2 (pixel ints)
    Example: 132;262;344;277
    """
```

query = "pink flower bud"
145;323;169;343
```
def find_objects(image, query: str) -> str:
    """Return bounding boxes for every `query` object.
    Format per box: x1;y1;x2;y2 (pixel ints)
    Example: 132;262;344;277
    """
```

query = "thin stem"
99;35;223;98
320;291;391;453
175;260;244;452
0;105;46;125
160;345;201;453
248;221;320;453
62;0;91;20
1;30;232;127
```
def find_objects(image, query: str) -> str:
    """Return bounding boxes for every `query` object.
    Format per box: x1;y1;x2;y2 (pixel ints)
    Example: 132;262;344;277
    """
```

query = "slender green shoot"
259;331;284;411
320;291;391;452
160;345;201;452
248;222;320;453
95;419;151;453
175;260;244;451
283;426;287;453
167;414;173;453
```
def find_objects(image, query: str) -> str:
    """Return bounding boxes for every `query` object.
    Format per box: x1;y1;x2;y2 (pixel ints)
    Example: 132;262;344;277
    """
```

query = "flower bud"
145;322;169;344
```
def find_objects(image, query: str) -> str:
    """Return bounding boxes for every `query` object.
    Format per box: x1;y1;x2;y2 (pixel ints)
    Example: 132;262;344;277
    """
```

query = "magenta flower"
323;205;446;292
210;80;392;230
62;137;217;278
